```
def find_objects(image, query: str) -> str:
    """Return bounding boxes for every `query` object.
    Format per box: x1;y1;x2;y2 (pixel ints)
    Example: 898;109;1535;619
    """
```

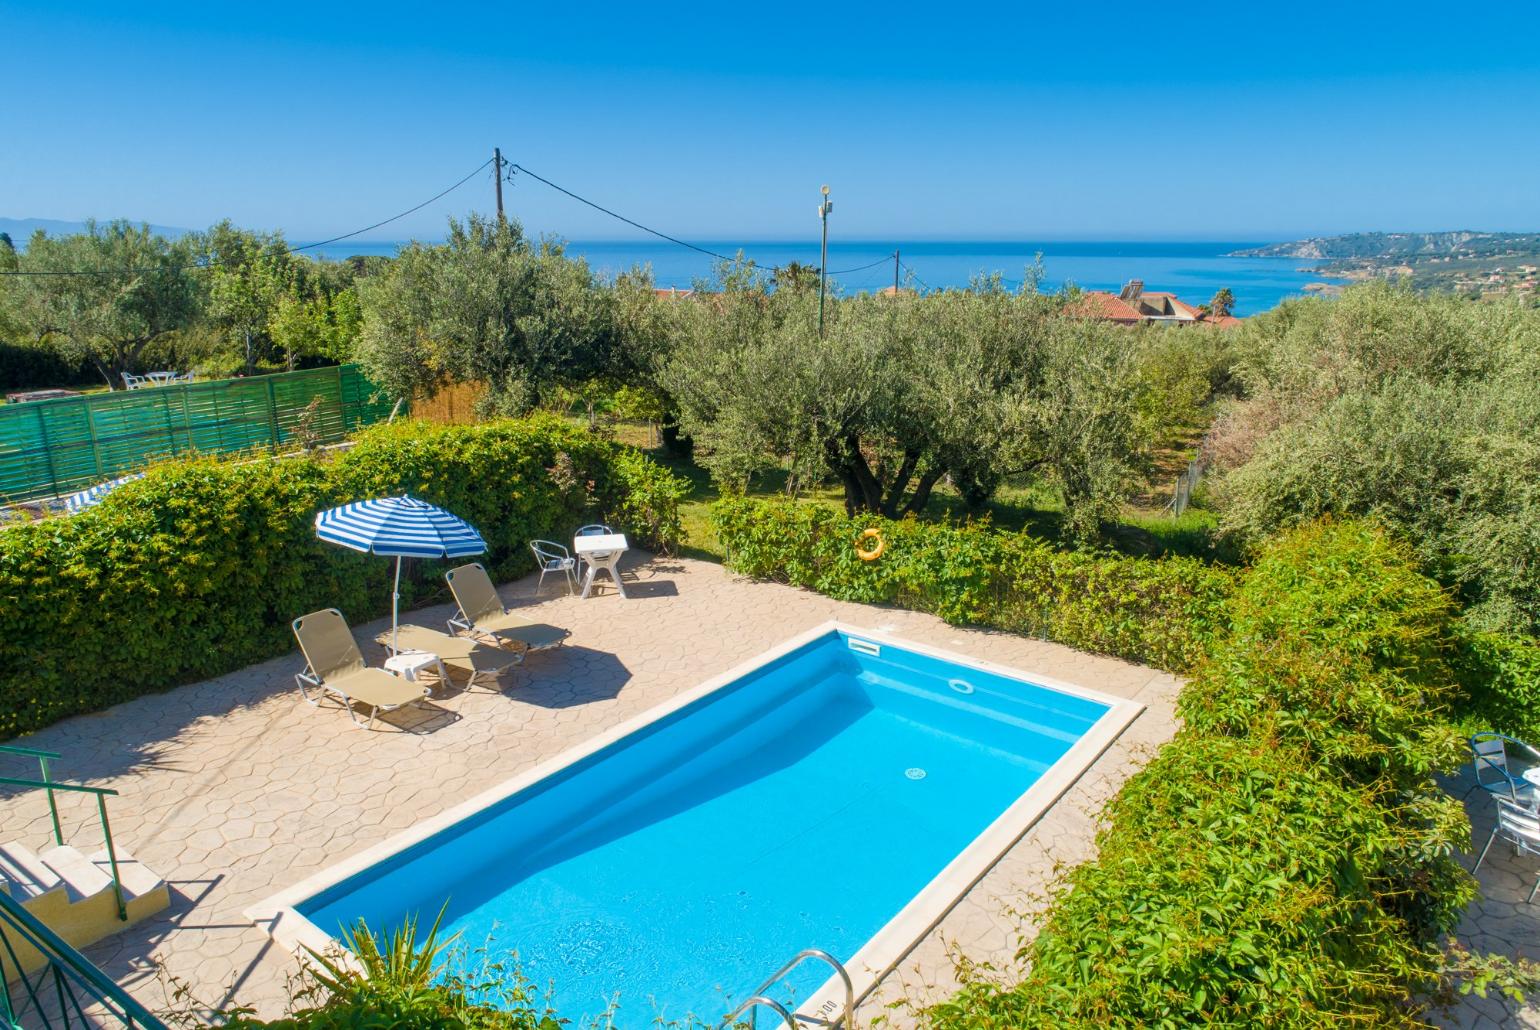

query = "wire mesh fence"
0;365;396;503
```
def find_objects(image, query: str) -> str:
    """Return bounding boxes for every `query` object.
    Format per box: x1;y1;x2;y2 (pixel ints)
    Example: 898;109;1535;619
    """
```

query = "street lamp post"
817;185;832;335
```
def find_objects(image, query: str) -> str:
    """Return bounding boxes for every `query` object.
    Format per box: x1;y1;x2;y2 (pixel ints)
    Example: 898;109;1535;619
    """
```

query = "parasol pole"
392;555;402;654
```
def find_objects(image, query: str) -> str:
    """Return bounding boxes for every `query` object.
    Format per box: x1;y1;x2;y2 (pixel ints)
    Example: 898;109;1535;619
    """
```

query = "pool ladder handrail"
718;948;855;1029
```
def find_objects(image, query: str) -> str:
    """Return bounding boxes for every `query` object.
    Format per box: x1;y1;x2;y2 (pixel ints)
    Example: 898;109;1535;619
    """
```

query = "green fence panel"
0;365;398;502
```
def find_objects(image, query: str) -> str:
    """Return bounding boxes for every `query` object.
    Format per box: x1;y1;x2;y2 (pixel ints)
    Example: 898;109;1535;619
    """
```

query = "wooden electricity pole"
494;147;505;221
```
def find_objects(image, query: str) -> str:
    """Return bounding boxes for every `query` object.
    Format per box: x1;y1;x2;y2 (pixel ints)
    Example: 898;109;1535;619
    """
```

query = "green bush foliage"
0;416;687;738
928;520;1508;1028
226;909;562;1030
1211;283;1540;633
711;496;1235;672
1454;628;1540;743
0;338;94;391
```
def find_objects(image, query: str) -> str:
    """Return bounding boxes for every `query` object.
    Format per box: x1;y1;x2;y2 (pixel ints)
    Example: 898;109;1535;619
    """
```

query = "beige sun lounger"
293;609;431;729
379;624;524;689
446;563;570;653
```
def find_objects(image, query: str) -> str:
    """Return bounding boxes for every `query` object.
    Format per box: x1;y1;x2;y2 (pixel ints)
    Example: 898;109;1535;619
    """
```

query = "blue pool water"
298;630;1111;1025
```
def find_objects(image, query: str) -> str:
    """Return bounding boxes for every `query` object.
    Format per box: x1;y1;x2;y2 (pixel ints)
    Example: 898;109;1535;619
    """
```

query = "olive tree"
11;220;203;387
662;283;1153;537
355;214;617;413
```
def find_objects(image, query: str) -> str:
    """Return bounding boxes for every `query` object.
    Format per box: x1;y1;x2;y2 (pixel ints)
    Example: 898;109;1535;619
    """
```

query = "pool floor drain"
905;767;927;780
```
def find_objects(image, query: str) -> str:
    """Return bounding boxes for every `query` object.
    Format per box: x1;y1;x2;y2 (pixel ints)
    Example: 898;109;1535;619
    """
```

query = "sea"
295;239;1335;317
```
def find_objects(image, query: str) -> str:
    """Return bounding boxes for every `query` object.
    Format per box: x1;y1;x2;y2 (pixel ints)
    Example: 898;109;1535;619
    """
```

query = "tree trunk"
900;465;947;517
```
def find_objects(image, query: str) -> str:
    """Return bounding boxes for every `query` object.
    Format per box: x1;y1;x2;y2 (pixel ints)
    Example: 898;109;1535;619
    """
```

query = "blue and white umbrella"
314;495;486;651
64;473;146;514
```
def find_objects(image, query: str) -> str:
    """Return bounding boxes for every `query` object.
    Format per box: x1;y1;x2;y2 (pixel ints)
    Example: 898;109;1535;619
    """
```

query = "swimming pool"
251;622;1142;1026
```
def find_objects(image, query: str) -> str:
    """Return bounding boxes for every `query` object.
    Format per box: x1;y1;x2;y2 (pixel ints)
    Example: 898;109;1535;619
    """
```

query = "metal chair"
528;540;577;598
1473;796;1540;904
1467;732;1539;803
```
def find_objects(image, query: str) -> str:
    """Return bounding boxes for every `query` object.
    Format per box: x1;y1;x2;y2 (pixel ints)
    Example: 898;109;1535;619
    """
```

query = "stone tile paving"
0;554;1529;1028
1437;773;1540;1030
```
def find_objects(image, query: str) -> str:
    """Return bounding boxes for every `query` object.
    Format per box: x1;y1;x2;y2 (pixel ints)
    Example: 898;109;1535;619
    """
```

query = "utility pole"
893;248;901;295
817;185;832;334
494;147;505;222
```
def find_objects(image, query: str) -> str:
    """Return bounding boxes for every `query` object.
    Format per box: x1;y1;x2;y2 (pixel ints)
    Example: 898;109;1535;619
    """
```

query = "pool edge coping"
243;619;1147;1022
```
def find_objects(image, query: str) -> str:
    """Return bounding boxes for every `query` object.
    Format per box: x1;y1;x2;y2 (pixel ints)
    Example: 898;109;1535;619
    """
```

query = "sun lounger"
446;563;570;653
292;609;431;729
379;623;525;689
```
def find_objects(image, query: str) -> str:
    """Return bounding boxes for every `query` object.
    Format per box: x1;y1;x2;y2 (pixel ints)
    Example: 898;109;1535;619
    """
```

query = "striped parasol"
314;495;486;651
64;473;147;514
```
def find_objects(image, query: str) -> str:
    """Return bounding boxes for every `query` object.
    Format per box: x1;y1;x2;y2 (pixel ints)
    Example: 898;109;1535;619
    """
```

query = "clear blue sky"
3;0;1538;243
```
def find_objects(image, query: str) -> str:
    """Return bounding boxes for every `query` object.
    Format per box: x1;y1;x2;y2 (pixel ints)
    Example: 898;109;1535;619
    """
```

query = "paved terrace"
0;555;1531;1027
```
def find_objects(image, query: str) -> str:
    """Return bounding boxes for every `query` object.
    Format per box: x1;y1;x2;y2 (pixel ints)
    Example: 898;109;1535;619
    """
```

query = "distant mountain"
1230;231;1540;298
1229;231;1540;261
0;217;195;246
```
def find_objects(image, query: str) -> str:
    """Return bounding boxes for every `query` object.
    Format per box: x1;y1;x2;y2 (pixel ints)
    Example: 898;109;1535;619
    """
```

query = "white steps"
39;844;113;902
0;839;171;980
0;841;62;902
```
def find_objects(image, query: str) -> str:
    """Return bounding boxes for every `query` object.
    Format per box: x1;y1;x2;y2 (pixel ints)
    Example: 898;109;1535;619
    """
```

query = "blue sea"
297;239;1335;316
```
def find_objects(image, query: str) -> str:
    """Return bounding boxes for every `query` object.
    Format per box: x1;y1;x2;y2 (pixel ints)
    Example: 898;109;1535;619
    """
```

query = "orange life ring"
855;527;886;561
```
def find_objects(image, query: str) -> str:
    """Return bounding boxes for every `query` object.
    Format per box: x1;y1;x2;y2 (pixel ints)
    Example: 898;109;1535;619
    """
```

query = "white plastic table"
146;371;179;385
384;650;450;696
573;532;629;599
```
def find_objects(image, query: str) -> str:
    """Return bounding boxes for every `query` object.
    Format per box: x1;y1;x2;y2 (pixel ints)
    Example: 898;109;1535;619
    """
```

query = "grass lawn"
606;421;1232;565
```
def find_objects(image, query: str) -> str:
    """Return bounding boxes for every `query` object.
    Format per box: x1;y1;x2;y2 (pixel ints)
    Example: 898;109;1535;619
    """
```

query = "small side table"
384;650;449;697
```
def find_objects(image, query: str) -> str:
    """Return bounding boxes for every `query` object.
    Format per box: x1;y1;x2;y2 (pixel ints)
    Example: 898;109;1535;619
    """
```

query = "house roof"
1069;291;1144;322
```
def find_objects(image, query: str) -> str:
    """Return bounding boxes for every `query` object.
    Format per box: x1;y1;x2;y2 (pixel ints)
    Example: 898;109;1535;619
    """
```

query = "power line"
285;158;494;256
899;260;932;293
825;252;896;276
509;162;749;266
0;157;495;277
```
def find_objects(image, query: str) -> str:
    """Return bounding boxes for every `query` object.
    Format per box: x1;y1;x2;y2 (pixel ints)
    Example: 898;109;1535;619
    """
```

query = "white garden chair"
121;372;147;390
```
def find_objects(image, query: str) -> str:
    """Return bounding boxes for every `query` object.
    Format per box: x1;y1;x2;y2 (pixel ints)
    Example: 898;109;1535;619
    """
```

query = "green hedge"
929;521;1497;1027
1454;629;1540;743
711;497;1236;672
0;416;688;738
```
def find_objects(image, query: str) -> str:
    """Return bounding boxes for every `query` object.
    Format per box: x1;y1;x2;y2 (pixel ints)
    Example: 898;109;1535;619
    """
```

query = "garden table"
573;532;629;599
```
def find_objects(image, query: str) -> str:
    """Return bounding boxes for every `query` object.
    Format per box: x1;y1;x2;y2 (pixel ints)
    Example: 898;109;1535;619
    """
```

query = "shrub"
1453;628;1540;743
225;909;562;1030
0;338;95;391
1210;284;1540;634
711;497;1235;672
0;416;688;738
927;520;1525;1028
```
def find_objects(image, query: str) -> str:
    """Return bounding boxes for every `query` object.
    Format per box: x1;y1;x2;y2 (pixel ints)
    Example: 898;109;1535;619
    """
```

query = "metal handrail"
1;745;66;844
0;775;127;922
720;995;800;1030
0;890;167;1028
720;949;856;1029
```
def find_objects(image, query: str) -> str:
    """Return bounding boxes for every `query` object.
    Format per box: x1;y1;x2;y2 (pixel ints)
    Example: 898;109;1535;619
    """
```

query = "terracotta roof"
652;287;695;300
1069;291;1143;322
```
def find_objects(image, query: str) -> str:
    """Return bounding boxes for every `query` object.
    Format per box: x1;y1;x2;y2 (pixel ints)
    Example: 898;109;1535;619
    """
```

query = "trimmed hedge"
711;497;1236;673
0;416;688;738
928;521;1490;1028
